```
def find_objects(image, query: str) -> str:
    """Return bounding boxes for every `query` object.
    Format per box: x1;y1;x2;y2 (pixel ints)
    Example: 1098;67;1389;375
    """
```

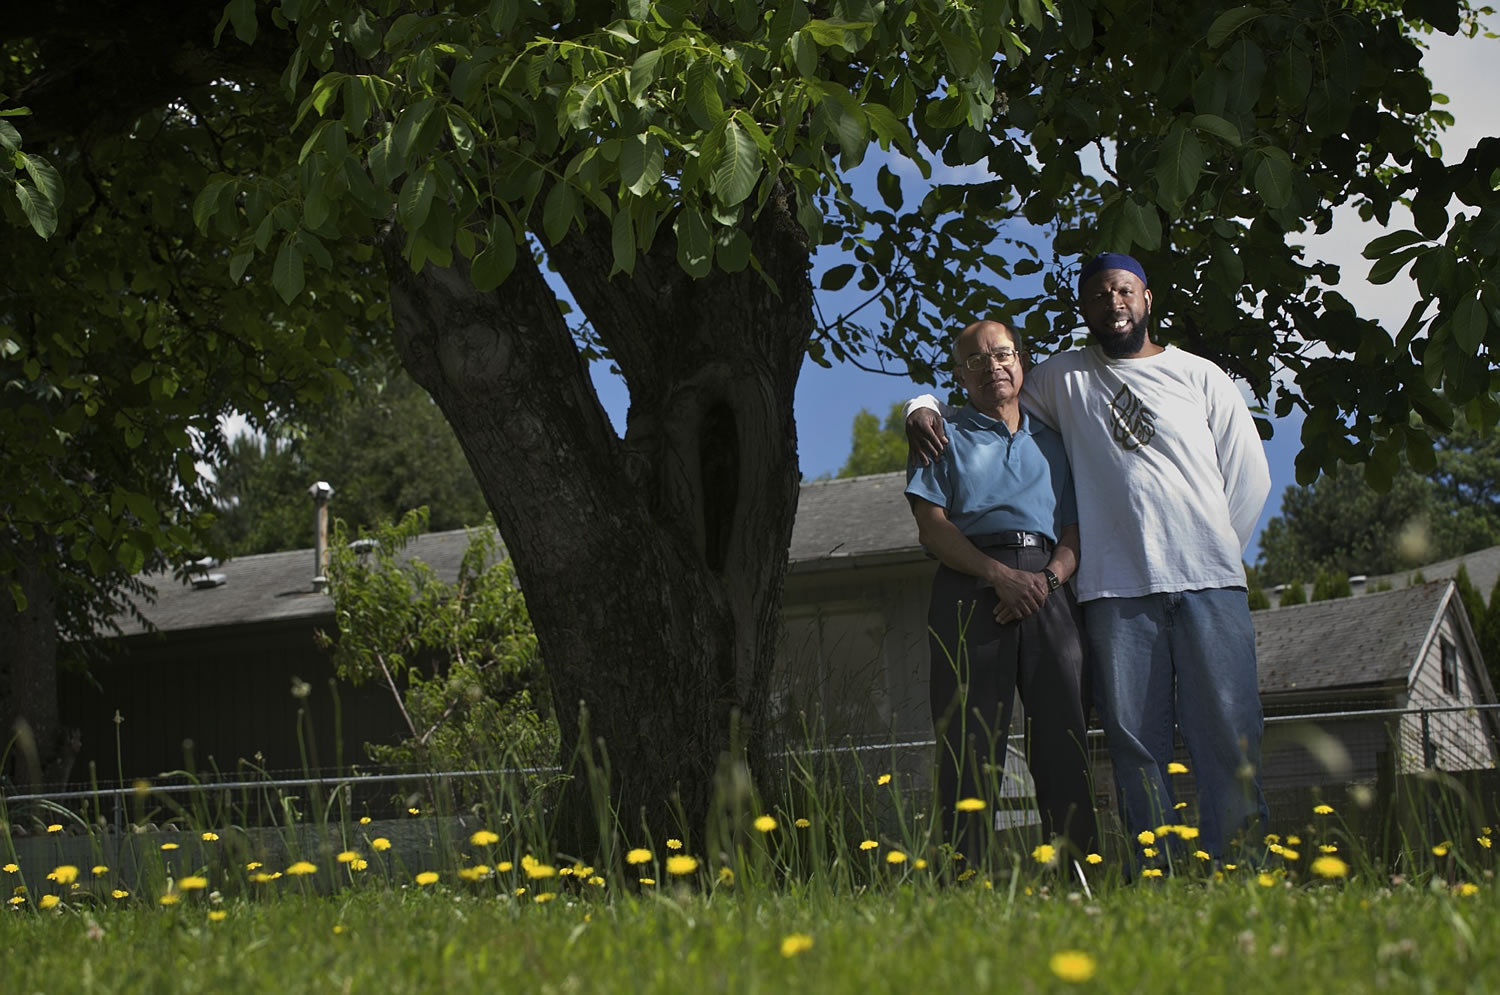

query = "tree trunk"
0;537;61;790
386;189;813;854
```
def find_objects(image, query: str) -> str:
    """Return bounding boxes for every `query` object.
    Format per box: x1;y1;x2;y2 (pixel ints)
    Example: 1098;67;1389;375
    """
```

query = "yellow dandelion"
639;878;655;886
160;843;179;851
914;858;929;870
1194;850;1211;861
1143;847;1158;858
859;840;879;851
350;859;369;871
1174;801;1189;810
1269;843;1285;856
753;815;777;833
7;896;24;906
1479;836;1493;849
1485;827;1494;836
626;848;652;865
337;851;360;864
111;889;129;899
887;850;908;865
47;824;63;834
1049;950;1097;983
208;910;227;922
245;862;262;871
178;876;208;891
1313;804;1335;815
201;832;219;842
159;893;180;906
1032;844;1057;866
956;868;977;881
497;861;513;872
1264;833;1281;844
39;894;61;910
514;887;527;896
1280;848;1301;861
1141;868;1163;879
718;867;735;884
1137;830;1156;846
1;864;16;873
470;830;500;846
1319;844;1339;854
877;773;892;785
1085;853;1103;865
48;866;79;885
1457;882;1480;897
666;839;683;850
955;797;986;812
285;861;318;876
408;807;420;816
795;818;811;828
1166;762;1188;774
371;838;392;852
92;865;109;876
359;816;372;825
1177;826;1200;840
523;860;556;880
534;892;556;903
250;872;280;883
780;933;814;958
666;855;699;875
333;924;345;934
415;871;439;886
574;865;594;878
1287;835;1301;845
1433;843;1451;857
558;867;575;877
1311;855;1348;879
1257;872;1276;887
588;876;605;886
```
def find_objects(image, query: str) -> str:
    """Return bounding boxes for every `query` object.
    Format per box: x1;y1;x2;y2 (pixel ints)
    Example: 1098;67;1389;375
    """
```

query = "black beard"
1090;315;1149;358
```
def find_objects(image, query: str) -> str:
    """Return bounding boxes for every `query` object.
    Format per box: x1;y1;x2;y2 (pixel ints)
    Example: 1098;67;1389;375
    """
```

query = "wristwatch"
1042;568;1061;591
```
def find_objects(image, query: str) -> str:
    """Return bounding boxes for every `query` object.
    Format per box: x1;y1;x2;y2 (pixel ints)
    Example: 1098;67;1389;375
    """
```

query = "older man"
907;319;1097;867
906;254;1271;863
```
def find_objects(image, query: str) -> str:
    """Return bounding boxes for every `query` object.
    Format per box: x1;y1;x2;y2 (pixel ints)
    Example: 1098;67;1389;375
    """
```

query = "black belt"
971;530;1053;552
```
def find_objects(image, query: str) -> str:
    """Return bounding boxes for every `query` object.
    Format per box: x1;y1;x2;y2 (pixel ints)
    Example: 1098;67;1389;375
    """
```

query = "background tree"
837;403;909;478
212;364;491;555
1256;421;1500;585
5;0;1499;845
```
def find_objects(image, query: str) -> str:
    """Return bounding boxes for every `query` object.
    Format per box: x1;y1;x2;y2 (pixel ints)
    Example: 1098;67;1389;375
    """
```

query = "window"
1440;638;1459;696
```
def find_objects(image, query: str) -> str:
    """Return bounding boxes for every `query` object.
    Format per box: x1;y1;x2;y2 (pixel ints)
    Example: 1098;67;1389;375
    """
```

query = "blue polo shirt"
904;405;1077;543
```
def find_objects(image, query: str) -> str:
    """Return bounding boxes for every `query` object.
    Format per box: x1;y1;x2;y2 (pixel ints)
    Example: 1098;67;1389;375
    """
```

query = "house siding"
1403;604;1500;773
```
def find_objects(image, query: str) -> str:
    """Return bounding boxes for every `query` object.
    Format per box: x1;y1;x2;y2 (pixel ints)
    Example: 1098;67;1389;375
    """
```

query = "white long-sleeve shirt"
907;344;1270;602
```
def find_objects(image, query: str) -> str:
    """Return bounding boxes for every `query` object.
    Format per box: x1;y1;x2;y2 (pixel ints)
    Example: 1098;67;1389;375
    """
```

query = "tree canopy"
5;0;1500;837
837;402;909;478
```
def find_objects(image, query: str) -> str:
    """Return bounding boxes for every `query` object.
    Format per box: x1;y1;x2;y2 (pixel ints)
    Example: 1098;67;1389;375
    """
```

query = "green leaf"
686;59;726;130
628;50;662;104
876;164;903;211
397;169;437;230
715;228;751;273
1190;113;1241;146
1451;292;1488;354
1254;153;1292;209
1120;198;1162;251
227;0;258;45
820;263;856;290
347;10;380;58
1367;245;1427;285
1206;6;1263;48
193;175;234;234
14;181;57;238
272;234;306;304
620;133;665;197
389;98;438;174
611;207;635;276
674;207;712;278
542;181;576;245
1155;122;1203;214
711;120;761;208
0;119;20;153
1362;229;1427;259
471;217;517;291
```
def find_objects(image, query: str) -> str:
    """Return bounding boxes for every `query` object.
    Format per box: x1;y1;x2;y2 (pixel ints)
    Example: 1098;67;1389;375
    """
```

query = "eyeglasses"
960;348;1020;371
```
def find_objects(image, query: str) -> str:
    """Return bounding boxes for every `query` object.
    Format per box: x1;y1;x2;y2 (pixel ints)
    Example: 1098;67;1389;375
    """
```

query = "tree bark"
0;537;61;790
386;189;812;852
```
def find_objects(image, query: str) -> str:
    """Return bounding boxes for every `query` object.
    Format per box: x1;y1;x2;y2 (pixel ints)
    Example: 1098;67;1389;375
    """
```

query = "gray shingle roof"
788;471;919;567
1362;544;1500;602
1254;581;1450;697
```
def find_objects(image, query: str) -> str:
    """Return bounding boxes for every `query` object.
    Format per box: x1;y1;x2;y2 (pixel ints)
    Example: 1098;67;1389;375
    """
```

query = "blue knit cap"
1078;252;1148;294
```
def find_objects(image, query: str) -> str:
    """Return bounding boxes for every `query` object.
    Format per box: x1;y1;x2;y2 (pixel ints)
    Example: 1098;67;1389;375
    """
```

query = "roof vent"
349;538;377;555
191;572;228;590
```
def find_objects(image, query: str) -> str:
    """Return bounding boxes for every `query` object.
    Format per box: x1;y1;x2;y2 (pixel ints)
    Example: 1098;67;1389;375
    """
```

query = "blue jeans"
1083;588;1267;860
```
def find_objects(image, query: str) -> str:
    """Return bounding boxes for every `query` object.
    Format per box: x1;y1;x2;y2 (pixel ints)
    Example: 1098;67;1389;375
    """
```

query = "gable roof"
1254;581;1452;698
788;472;920;569
1361;543;1500;602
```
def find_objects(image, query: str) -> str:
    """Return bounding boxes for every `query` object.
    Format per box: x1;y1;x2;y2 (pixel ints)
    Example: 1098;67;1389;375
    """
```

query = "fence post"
1422;709;1436;768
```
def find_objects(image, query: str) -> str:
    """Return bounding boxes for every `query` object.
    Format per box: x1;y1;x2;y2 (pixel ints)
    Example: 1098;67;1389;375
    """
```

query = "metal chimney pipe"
308;481;334;591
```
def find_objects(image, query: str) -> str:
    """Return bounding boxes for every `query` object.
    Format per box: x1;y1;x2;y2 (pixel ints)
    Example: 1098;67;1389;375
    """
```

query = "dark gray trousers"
927;544;1097;863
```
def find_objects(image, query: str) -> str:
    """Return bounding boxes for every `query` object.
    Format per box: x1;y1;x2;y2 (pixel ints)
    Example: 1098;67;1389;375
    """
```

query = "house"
54;472;1500;802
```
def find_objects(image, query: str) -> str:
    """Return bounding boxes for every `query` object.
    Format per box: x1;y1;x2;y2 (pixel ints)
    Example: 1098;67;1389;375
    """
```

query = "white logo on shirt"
1109;383;1156;451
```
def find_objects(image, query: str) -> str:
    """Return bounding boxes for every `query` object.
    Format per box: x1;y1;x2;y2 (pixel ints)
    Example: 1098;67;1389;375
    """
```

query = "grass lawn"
3;874;1497;993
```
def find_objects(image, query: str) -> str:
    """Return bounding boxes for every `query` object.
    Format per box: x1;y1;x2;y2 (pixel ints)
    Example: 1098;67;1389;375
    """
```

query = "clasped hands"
986;561;1052;625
